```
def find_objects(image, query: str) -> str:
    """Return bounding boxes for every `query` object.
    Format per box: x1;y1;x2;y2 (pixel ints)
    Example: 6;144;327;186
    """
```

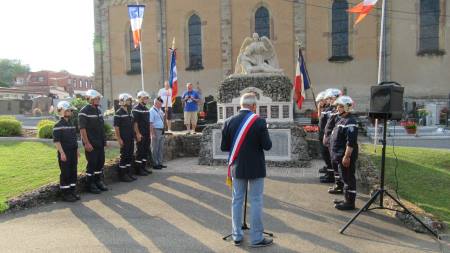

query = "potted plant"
401;120;417;134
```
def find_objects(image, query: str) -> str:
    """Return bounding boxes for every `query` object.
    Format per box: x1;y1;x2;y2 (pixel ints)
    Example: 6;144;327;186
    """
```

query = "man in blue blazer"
221;92;273;248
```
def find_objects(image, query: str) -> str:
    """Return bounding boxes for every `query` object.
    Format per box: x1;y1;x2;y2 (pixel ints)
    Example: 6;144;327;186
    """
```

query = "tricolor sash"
226;112;259;188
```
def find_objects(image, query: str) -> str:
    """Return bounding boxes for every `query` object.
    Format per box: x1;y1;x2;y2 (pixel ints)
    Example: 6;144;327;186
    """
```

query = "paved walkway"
0;158;441;252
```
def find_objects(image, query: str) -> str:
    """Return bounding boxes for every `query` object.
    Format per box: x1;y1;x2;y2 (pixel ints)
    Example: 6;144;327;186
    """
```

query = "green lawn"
0;141;119;212
362;144;450;225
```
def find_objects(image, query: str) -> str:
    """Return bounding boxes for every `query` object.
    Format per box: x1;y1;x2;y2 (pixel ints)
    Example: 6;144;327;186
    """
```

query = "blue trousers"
232;177;265;244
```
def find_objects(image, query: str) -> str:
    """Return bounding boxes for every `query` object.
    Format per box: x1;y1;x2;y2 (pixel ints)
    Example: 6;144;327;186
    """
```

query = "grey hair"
240;93;257;107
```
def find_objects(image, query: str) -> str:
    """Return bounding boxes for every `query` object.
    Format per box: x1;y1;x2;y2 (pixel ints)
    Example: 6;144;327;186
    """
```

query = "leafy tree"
0;59;30;87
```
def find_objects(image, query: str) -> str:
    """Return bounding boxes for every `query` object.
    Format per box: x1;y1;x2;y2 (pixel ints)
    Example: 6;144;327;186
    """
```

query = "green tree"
0;59;30;87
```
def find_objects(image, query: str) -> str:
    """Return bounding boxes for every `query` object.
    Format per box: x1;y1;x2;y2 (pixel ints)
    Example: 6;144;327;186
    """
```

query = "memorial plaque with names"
226;107;234;118
212;129;291;161
271;105;279;119
259;106;267;119
283;105;289;118
218;106;223;119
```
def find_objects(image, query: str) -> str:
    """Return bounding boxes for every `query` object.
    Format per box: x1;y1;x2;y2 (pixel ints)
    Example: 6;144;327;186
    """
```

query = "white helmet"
56;101;76;112
137;91;150;99
324;88;342;99
315;91;327;102
334;95;354;112
118;93;133;105
85;89;103;100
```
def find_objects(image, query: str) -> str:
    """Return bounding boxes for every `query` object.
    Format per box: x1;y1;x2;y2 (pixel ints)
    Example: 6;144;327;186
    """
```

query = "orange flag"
347;0;378;26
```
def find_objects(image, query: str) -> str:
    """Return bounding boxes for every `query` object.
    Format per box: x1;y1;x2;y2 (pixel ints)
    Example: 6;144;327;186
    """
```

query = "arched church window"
187;14;203;70
129;28;141;74
255;7;270;38
419;0;441;55
330;0;351;61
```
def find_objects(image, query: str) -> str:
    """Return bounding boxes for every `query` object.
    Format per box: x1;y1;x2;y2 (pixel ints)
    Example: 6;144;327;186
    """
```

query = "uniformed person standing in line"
329;96;358;210
114;93;137;182
132;91;152;176
316;90;329;174
53;101;80;202
79;89;108;194
320;88;342;183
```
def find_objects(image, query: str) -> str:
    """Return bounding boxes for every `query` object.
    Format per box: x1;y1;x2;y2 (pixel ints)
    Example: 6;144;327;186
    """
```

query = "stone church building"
94;0;450;124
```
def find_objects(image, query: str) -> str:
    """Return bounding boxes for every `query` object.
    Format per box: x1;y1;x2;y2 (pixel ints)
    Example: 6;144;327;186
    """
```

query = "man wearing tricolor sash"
221;93;273;248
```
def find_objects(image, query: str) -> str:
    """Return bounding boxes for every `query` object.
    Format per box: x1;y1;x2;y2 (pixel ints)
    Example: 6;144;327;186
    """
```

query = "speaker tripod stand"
222;187;274;241
339;114;438;238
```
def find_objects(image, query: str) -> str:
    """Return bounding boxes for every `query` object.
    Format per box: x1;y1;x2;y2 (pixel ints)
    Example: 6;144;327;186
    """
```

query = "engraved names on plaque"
212;129;291;161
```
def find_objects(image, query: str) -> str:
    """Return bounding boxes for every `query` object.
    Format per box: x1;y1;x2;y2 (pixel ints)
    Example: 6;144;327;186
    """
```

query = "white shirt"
158;88;172;108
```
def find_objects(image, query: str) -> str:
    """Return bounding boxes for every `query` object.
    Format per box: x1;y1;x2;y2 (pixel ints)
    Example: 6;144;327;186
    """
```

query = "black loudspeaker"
369;81;404;120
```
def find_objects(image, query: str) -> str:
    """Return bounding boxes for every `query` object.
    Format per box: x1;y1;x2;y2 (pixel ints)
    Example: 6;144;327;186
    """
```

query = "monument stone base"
198;122;311;168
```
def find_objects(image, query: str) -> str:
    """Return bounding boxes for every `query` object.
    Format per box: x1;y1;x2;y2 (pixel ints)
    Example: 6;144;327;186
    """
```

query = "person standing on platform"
158;81;173;132
221;93;273;248
114;93;137;182
79;89;108;194
181;82;200;134
132;91;152;176
329;96;358;210
149;97;167;170
53;101;79;202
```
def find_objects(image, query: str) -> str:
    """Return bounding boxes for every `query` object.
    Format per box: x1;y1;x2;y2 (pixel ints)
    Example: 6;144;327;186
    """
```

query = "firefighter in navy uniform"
114;93;137;182
53;101;80;202
317;90;331;175
329;96;358;210
132;91;152;176
79;89;108;194
320;88;342;183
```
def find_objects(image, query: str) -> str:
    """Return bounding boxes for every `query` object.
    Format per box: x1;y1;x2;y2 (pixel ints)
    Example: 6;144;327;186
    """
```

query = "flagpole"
139;41;145;91
374;0;386;153
377;0;386;84
298;42;318;111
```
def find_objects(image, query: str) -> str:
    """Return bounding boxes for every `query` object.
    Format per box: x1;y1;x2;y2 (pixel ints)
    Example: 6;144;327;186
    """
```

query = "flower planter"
405;128;417;134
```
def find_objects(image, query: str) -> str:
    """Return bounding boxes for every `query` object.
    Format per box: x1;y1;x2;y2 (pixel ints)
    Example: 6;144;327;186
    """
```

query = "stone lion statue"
234;33;283;75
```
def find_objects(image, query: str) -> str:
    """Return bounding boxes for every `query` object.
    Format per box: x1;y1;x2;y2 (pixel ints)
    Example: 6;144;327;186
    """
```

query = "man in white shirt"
158;81;173;131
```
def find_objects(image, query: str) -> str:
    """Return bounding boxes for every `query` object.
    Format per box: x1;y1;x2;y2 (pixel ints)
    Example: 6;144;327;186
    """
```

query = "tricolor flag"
128;5;145;48
293;48;311;109
168;48;178;103
348;0;378;26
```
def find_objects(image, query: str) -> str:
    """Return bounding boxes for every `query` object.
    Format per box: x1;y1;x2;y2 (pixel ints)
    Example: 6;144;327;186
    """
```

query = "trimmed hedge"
0;118;22;136
36;119;56;129
37;120;55;139
104;123;114;140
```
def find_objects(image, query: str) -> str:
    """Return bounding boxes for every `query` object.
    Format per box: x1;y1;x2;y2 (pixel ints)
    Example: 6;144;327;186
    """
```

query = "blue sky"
0;0;95;76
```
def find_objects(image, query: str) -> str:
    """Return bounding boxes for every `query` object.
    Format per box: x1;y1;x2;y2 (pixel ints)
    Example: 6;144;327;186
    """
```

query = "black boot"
320;174;334;183
87;176;101;194
335;191;356;210
328;184;344;194
127;166;137;181
119;167;133;182
62;189;77;202
318;166;328;174
70;186;81;200
95;174;109;191
142;164;153;174
135;163;148;176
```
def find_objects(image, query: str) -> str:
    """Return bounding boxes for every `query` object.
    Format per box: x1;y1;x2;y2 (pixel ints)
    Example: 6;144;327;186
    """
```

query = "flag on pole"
168;48;178;103
348;0;378;26
293;48;311;109
128;5;145;48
